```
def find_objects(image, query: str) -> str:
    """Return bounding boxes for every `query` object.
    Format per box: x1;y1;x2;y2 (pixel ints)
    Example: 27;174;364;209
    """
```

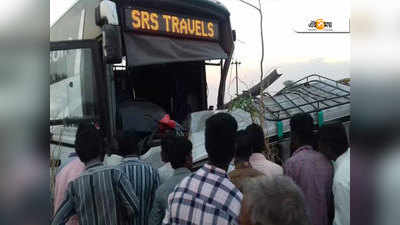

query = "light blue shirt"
149;167;191;225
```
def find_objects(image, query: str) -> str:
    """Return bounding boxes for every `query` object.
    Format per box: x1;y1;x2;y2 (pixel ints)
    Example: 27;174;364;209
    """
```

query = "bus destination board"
124;8;219;41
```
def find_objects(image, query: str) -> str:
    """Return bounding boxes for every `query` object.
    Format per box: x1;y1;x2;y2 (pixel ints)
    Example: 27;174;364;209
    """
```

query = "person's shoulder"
68;174;82;185
105;166;131;183
228;169;241;178
181;172;196;183
264;158;283;170
173;172;197;189
67;172;89;191
228;168;263;186
313;151;334;167
221;174;243;193
58;158;85;174
229;168;261;177
164;174;194;200
180;166;209;184
131;160;158;170
295;148;322;161
143;161;160;173
223;177;243;202
335;151;350;167
149;165;161;180
67;158;85;167
156;174;183;194
212;173;243;204
158;163;174;175
285;154;299;165
243;168;264;177
334;156;349;181
283;154;302;172
99;165;125;177
104;154;123;166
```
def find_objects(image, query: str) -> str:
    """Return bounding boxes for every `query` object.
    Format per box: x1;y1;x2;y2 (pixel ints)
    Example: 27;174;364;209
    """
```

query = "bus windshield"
50;48;97;123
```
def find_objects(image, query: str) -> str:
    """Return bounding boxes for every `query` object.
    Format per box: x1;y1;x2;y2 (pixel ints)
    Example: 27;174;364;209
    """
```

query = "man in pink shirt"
53;155;85;225
284;113;334;225
246;124;283;177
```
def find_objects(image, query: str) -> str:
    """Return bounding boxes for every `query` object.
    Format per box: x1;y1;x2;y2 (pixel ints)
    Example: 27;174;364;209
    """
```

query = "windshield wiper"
50;116;98;126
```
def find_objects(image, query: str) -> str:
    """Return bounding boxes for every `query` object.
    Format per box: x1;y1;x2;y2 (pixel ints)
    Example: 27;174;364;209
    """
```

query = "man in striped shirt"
52;123;139;225
163;113;243;225
117;133;160;225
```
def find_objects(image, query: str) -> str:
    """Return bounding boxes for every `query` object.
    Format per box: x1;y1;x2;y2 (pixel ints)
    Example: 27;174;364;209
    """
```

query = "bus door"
50;40;109;159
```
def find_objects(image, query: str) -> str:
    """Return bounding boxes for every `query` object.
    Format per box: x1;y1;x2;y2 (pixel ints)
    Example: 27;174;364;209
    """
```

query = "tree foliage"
228;92;280;163
228;92;261;123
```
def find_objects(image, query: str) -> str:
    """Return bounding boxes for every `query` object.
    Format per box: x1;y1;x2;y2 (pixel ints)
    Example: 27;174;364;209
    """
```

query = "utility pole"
234;0;273;160
231;61;241;96
234;0;266;124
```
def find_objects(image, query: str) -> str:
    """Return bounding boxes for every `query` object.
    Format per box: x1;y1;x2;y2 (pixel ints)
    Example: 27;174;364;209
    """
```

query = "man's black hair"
205;113;238;168
117;133;141;156
319;123;349;160
234;130;252;161
160;134;175;163
168;136;193;169
290;113;315;146
75;122;104;163
246;123;266;153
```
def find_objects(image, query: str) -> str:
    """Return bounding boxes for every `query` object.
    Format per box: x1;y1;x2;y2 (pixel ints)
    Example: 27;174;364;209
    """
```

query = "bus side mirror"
95;0;119;26
232;30;236;42
95;0;122;64
102;24;123;64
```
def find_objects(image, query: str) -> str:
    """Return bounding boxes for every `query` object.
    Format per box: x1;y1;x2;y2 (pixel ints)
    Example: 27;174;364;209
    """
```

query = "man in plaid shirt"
163;113;243;225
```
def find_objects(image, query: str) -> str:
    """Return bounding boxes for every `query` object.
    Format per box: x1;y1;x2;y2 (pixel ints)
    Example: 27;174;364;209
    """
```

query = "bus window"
50;48;97;121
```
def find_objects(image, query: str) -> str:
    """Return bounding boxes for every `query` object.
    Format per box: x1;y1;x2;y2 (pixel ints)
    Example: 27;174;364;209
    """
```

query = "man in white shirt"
333;149;350;225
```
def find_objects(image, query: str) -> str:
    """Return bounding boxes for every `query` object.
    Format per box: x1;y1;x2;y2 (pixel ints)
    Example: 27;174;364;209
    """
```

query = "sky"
50;0;350;107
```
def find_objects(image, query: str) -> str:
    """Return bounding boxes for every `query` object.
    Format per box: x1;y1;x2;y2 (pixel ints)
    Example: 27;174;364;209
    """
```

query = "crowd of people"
52;112;349;225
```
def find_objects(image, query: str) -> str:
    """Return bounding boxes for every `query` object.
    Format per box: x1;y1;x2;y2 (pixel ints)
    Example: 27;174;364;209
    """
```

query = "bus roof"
187;0;230;16
118;0;231;19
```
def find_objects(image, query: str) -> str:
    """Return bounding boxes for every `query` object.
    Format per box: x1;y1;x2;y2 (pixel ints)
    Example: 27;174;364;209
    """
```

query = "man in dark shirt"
52;123;139;225
228;130;264;192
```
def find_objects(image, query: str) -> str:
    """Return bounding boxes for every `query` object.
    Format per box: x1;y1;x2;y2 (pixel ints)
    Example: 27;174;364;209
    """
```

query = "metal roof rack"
188;74;351;163
256;74;350;121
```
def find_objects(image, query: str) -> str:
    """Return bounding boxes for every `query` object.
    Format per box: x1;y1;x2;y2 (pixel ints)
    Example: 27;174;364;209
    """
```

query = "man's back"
119;157;160;225
163;164;243;225
149;168;191;225
284;146;334;225
228;167;264;192
158;162;174;184
52;162;139;225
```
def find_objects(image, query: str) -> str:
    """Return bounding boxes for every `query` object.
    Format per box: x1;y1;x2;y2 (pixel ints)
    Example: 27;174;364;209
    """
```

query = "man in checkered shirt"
163;113;243;225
